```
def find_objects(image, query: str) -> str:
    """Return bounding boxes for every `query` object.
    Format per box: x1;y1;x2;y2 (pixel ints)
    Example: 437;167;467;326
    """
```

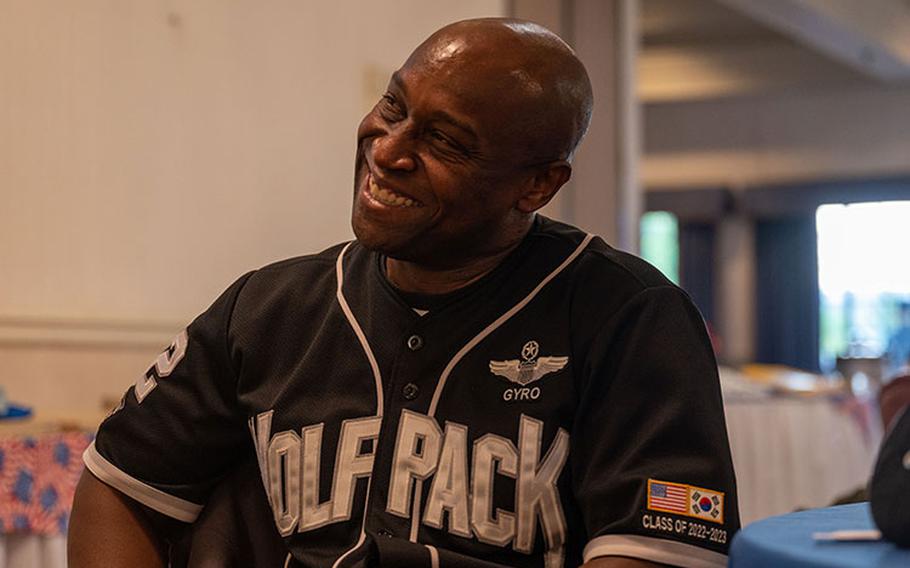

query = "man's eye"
430;130;469;153
379;94;404;120
430;130;453;146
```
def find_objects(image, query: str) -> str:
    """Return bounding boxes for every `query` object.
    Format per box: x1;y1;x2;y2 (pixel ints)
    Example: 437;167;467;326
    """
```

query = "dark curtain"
755;215;820;371
678;222;716;326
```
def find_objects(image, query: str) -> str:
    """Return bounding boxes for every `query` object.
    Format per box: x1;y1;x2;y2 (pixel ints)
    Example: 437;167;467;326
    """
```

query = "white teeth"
368;175;417;208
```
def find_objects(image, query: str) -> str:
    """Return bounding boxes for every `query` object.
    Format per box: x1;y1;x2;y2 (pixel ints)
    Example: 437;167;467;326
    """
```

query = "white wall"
0;0;506;412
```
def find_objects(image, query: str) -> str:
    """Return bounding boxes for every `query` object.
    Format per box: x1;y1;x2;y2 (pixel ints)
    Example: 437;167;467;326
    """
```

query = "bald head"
352;18;593;269
405;18;593;163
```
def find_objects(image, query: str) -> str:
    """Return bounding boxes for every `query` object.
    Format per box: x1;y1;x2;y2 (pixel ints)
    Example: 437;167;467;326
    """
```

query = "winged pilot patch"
489;340;569;386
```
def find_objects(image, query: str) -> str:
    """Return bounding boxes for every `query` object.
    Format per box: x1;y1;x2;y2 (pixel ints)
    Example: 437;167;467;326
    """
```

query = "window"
816;201;910;372
640;211;679;284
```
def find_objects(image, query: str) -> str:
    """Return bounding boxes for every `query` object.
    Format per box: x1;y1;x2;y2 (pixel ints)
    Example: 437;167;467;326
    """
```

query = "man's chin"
352;218;403;255
351;227;429;266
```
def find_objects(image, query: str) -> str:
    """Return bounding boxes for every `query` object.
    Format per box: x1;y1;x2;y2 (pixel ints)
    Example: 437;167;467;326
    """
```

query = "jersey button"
377;528;394;538
407;334;423;351
402;383;419;400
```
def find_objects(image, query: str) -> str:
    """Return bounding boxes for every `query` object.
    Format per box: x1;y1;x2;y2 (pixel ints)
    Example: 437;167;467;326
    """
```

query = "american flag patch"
647;479;725;524
647;479;689;515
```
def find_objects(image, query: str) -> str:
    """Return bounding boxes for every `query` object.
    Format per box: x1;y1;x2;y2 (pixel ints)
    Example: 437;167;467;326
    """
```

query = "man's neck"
385;223;533;295
386;251;509;295
385;215;535;295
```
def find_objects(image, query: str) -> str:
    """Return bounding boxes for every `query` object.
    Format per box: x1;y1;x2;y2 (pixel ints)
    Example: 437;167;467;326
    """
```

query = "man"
69;18;738;568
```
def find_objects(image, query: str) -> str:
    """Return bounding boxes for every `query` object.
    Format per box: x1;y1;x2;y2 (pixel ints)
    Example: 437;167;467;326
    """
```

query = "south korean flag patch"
689;487;724;524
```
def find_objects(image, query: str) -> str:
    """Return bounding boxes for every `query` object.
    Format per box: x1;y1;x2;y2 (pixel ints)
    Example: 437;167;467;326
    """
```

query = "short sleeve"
571;286;739;568
84;273;255;522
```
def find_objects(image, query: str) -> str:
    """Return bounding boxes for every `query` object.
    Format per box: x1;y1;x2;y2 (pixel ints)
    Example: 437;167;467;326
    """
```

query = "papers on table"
813;529;882;542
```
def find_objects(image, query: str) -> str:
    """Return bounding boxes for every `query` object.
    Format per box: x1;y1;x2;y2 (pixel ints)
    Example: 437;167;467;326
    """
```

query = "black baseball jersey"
85;216;739;567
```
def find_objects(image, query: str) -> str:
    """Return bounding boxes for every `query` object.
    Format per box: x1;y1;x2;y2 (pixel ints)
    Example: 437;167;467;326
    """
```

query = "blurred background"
2;0;910;564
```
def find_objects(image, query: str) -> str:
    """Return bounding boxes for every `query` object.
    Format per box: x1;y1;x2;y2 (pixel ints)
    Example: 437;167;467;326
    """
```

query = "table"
729;503;910;567
0;414;97;568
720;367;881;525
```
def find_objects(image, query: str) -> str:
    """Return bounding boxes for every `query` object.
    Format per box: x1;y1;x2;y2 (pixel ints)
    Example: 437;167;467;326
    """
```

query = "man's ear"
516;161;572;213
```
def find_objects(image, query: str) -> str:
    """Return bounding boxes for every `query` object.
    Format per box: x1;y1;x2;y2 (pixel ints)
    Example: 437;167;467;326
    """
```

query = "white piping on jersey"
409;487;424;541
82;442;203;523
409;233;594;542
427;233;593;416
583;534;728;568
426;543;440;568
332;242;385;568
336;241;385;418
329;480;372;568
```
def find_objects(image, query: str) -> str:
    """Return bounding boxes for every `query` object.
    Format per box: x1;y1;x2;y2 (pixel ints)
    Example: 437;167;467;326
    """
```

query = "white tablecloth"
724;395;880;526
0;535;65;568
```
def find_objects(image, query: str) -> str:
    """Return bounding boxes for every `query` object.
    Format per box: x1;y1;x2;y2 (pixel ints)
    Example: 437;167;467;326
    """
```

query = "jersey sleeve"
84;272;255;523
572;286;739;567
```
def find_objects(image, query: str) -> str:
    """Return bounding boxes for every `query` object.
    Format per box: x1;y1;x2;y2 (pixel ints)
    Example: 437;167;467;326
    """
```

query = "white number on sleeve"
134;330;189;403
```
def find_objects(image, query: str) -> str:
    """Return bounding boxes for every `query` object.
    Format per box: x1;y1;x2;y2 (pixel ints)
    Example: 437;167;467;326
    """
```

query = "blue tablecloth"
729;503;910;567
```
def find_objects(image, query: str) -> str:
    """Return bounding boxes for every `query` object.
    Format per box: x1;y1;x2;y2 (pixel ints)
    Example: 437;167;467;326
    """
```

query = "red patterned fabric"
0;431;93;535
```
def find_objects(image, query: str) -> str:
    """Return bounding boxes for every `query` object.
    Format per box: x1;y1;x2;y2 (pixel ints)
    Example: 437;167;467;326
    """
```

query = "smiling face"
351;22;584;269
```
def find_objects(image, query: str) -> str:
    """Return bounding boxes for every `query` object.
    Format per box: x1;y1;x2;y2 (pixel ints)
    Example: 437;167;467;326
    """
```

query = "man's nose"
371;126;417;172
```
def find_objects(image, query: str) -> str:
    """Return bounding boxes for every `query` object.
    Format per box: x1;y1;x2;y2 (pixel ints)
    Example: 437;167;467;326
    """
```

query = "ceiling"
642;0;777;48
639;0;910;103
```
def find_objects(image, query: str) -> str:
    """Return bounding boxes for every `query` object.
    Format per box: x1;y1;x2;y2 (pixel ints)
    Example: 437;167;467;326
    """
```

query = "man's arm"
569;285;738;567
68;470;177;568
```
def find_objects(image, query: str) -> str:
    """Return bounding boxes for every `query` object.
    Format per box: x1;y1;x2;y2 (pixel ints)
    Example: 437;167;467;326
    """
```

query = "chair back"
880;374;910;430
